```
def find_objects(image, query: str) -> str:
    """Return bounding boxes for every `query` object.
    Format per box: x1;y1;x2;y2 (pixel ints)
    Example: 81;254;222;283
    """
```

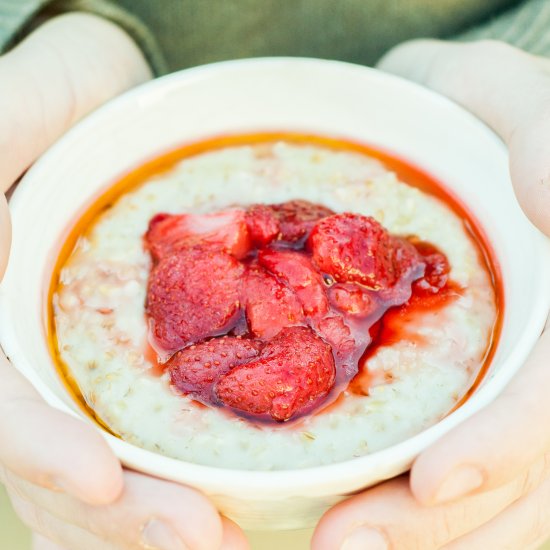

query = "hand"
0;14;246;550
312;40;550;550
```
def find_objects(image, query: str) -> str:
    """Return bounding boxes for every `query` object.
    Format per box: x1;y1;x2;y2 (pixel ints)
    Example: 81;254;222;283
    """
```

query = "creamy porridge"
51;136;499;470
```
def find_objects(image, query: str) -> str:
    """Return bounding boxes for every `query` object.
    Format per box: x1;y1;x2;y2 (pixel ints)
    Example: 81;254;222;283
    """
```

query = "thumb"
377;39;550;236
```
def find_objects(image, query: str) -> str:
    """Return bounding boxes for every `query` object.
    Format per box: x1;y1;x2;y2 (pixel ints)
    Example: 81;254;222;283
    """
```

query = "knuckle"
465;39;540;71
530;507;549;546
3;469;29;502
8;490;56;541
436;510;457;548
467;39;516;59
432;504;470;549
517;459;550;498
426;39;542;105
80;504;143;548
385;511;457;550
527;484;550;547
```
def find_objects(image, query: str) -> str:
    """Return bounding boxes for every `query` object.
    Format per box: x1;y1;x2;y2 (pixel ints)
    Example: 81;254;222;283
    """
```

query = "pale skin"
0;13;247;550
313;41;550;550
1;14;549;550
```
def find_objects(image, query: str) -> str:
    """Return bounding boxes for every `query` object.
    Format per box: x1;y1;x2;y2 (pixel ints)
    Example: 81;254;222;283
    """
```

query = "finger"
0;12;151;193
409;328;550;506
442;473;550;550
0;352;123;505
0;192;10;280
5;468;224;550
220;517;250;550
311;455;550;550
10;492;119;550
30;519;249;550
378;39;550;236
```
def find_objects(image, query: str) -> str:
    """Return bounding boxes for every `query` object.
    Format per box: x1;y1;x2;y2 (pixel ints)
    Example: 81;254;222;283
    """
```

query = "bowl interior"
1;58;549;504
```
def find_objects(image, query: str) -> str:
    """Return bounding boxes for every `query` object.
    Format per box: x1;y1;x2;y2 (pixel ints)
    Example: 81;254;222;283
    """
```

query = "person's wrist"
0;12;152;194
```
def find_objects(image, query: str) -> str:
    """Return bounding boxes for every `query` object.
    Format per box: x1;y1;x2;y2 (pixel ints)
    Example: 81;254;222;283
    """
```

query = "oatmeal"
52;138;498;470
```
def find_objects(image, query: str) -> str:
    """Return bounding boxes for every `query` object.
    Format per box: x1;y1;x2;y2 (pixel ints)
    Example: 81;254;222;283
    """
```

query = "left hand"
0;15;248;550
312;39;550;550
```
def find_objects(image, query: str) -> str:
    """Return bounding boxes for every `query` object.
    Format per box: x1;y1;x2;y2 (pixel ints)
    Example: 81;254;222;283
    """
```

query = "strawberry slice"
411;241;450;295
244;200;334;245
146;247;244;356
145;209;251;262
216;326;335;421
245;204;280;247
392;236;425;280
376;237;425;304
258;249;329;318
315;315;356;357
167;337;261;400
242;264;304;339
308;213;398;289
328;283;379;317
270;200;334;242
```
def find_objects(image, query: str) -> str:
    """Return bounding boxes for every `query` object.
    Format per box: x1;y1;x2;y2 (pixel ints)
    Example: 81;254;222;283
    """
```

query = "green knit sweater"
1;0;549;75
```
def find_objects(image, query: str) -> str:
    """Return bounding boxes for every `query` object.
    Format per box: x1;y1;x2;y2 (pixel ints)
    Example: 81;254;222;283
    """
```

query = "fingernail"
341;527;389;550
141;519;188;550
435;465;484;504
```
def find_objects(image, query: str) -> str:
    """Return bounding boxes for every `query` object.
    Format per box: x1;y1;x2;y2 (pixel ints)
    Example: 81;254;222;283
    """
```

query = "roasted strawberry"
143;198;454;424
216;326;335;421
328;283;378;317
145;209;250;262
146;247;244;356
412;241;450;295
242;264;304;339
245;204;280;246
167;337;261;400
244;200;333;245
258;249;329;318
375;236;425;304
309;213;400;289
315;315;356;357
392;237;424;280
270;200;334;242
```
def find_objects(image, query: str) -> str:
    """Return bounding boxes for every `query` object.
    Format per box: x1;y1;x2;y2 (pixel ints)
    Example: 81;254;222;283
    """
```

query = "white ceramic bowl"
1;58;549;531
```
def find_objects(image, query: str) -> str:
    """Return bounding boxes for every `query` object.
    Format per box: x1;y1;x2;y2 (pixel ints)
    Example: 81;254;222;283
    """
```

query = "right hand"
0;14;247;550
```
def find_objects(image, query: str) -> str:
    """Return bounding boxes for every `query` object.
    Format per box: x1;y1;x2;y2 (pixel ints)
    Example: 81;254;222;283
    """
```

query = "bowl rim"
2;56;550;497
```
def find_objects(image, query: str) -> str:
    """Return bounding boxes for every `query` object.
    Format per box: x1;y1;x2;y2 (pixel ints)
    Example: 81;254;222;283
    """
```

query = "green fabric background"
2;1;550;548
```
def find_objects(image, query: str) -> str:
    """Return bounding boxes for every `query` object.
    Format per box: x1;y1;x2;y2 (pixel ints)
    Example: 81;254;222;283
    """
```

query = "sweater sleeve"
456;0;550;57
0;0;49;52
0;0;167;74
